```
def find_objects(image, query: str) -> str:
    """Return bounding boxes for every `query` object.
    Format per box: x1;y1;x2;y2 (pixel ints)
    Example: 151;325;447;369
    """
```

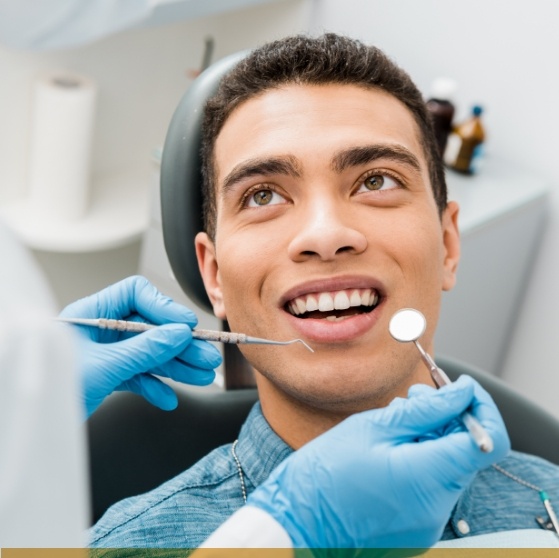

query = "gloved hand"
59;276;222;418
247;376;510;550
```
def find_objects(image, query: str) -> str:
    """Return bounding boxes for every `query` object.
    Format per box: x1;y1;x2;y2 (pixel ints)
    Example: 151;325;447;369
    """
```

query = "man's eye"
357;174;400;193
246;189;286;207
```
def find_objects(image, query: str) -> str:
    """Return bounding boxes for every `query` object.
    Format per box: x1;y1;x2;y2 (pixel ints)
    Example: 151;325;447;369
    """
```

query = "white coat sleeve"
199;505;294;552
0;220;89;546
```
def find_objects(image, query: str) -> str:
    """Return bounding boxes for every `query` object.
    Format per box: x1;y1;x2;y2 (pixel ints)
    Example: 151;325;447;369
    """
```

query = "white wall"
6;0;557;416
311;0;559;417
0;0;312;307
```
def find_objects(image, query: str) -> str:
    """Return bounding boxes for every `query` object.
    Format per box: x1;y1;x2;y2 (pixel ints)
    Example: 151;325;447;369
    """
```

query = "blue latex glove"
247;376;510;550
59;276;222;418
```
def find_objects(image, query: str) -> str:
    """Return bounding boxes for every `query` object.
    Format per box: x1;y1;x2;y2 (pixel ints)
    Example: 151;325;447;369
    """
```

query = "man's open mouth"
285;288;379;322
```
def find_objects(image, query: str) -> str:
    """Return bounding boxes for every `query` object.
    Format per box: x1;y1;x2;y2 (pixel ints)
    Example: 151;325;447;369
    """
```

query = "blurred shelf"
446;158;550;234
437;157;551;376
0;170;149;253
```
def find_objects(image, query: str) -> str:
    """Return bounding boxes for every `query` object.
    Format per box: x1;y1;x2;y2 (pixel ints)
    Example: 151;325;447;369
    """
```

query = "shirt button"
456;519;471;535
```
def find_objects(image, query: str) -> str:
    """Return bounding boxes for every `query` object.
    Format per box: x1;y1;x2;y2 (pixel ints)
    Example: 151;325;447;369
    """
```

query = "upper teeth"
287;288;378;316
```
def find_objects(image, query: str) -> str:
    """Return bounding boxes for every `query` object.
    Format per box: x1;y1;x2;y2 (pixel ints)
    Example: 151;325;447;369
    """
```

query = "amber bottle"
444;105;485;174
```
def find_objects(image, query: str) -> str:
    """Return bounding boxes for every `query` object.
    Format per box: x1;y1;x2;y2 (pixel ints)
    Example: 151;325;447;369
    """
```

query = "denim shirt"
90;402;559;548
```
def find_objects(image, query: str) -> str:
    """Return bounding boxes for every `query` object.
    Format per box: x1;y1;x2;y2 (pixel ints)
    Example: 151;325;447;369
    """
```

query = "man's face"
196;84;460;413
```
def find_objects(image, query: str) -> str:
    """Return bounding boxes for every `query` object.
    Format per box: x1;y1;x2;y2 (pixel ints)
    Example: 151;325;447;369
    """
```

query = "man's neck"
255;374;408;449
251;347;435;449
256;381;341;449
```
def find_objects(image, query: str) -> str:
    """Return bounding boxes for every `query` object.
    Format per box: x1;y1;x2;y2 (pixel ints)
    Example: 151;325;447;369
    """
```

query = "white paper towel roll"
27;73;97;222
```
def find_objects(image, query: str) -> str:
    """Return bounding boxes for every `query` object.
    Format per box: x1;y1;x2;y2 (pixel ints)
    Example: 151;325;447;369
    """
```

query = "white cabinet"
436;159;550;375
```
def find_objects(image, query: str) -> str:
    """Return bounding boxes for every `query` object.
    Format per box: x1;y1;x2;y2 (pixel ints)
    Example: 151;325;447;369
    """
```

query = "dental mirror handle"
414;341;494;453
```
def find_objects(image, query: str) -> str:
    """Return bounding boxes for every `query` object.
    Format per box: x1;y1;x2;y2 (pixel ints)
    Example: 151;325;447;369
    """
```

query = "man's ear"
441;201;460;292
195;232;226;320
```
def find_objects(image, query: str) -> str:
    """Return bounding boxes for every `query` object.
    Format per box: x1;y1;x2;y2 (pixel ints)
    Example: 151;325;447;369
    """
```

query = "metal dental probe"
55;317;314;353
389;308;493;453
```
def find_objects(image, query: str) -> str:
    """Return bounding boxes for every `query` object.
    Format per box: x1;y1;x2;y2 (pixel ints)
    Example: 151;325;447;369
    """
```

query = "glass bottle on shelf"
426;77;457;157
444;105;485;174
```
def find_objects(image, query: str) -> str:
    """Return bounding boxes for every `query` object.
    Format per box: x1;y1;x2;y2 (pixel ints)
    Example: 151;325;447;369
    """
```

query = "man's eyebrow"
221;156;302;194
331;144;422;174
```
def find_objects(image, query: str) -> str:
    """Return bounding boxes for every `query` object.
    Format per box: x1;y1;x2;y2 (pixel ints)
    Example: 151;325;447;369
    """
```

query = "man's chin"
254;365;401;415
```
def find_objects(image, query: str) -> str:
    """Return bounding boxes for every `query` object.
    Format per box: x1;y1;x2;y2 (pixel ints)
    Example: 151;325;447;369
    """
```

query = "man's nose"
287;200;368;262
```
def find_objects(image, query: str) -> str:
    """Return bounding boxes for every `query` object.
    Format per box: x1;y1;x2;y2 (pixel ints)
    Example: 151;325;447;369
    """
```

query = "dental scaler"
56;317;314;352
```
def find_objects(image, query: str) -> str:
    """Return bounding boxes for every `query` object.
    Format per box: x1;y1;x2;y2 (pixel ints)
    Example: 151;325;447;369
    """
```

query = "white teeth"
318;292;335;312
306;295;318;312
334;291;350;310
296;298;307;314
287;288;379;316
349;289;361;307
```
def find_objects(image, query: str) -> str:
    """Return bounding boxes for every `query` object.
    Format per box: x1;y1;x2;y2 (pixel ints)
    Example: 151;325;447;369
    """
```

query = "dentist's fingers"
175;338;222;369
93;323;195;384
117;374;178;411
407;383;436;398
407;381;464;440
128;276;199;327
104;324;220;387
408;376;510;461
463;379;511;459
365;376;477;440
153;360;216;386
60;276;199;328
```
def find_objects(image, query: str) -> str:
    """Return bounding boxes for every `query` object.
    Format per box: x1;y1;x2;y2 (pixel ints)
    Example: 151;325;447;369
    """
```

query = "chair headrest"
160;51;247;313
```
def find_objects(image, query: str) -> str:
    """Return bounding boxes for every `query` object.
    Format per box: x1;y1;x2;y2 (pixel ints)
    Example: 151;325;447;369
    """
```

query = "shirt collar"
235;402;293;492
233;400;498;533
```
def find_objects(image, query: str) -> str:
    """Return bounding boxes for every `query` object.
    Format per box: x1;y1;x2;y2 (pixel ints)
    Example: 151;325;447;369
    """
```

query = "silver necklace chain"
492;463;542;492
492;463;559;533
231;439;247;504
231;439;557;532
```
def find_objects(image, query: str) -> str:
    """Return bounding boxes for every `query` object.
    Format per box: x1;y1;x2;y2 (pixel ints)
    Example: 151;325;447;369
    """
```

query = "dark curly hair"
201;33;446;238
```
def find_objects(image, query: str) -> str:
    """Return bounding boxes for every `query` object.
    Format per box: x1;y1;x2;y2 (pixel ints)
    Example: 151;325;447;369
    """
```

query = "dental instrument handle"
460;412;494;454
413;340;494;453
413;340;449;387
541;492;559;534
55;318;313;352
193;329;314;352
60;317;157;332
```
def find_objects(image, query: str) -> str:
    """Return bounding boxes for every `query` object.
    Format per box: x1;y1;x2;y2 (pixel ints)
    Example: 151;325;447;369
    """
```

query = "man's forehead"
213;82;428;187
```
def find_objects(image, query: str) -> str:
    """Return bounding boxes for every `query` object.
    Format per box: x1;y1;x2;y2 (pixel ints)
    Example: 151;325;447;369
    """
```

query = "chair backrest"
160;51;245;315
88;355;559;524
438;354;559;466
160;50;255;390
88;387;258;524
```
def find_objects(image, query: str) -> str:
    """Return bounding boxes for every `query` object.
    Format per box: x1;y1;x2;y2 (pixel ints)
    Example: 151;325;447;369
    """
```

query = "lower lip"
284;302;383;344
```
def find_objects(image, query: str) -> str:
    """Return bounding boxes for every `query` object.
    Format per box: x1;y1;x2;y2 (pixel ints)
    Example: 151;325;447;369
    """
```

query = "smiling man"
196;81;460;445
90;34;559;548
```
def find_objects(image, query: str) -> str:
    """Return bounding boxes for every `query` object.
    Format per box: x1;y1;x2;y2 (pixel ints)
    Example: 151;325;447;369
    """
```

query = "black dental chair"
87;52;559;525
87;355;559;524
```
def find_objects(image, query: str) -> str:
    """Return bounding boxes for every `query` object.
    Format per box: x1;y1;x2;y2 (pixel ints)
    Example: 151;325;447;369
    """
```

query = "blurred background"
0;0;556;418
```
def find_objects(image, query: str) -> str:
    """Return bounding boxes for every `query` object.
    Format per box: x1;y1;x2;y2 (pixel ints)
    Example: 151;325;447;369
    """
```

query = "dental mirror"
389;308;426;343
388;307;494;453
